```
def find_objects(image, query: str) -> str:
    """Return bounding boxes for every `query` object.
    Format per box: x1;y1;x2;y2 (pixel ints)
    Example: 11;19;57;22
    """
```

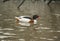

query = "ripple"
56;30;60;32
40;27;51;29
39;24;43;26
53;36;58;39
55;14;60;17
1;40;5;41
0;28;14;30
48;30;55;32
0;35;13;38
47;38;54;41
3;32;16;35
35;27;51;30
0;31;3;33
35;27;40;30
40;37;47;39
4;19;14;21
34;37;38;38
0;14;2;16
36;30;42;32
19;29;25;31
18;27;27;29
19;39;25;41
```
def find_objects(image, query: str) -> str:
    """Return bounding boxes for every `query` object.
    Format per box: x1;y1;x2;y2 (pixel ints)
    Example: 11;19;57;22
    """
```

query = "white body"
19;18;31;23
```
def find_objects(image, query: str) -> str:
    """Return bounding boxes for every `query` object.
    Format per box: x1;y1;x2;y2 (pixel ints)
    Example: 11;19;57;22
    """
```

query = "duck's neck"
33;18;37;20
34;20;37;24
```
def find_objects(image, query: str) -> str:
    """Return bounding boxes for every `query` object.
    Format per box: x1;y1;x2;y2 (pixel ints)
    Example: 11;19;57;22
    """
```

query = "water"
0;0;60;41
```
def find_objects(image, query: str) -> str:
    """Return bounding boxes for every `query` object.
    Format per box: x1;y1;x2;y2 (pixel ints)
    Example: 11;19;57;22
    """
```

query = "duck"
15;15;40;26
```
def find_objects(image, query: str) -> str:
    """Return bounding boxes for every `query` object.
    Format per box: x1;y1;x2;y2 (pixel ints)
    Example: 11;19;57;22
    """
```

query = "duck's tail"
15;17;20;21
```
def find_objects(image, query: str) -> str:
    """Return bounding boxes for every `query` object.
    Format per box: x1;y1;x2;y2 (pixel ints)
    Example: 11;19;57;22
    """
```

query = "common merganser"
15;15;40;26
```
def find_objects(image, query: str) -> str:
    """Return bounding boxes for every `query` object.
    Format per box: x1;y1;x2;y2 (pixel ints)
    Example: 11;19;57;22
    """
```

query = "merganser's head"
33;15;40;20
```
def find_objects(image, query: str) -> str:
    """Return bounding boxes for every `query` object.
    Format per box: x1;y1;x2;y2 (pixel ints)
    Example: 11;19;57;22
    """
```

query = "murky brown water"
0;0;60;41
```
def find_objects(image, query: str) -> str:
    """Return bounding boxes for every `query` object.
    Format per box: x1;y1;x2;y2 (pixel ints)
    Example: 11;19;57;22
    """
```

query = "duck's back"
19;16;32;23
